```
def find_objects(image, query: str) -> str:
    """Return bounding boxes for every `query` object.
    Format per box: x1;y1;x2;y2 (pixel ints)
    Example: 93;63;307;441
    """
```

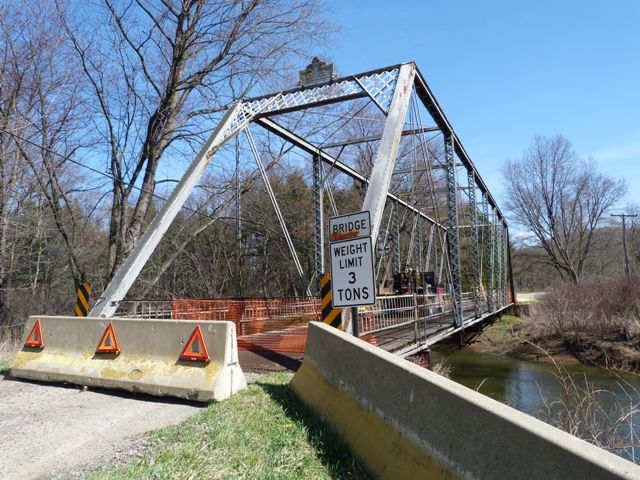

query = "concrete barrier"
10;316;247;402
291;322;640;480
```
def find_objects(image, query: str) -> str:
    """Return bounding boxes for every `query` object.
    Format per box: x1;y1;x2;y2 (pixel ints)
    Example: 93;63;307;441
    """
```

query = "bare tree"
58;0;331;280
504;135;626;283
0;2;89;324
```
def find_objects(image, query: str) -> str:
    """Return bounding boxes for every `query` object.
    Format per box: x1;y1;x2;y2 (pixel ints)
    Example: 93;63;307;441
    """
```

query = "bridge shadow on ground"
256;376;372;479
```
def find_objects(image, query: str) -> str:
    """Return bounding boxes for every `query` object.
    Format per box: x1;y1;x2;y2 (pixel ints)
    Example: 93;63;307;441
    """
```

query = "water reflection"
431;347;640;461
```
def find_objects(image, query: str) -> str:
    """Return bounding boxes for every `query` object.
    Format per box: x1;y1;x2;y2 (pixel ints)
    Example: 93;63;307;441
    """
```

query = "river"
431;346;640;462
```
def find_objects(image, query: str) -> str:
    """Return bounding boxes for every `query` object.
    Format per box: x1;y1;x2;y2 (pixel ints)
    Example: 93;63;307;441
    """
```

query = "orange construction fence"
172;298;320;353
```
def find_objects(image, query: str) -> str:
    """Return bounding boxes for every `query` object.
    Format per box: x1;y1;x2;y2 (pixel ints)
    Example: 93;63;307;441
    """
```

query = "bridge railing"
357;292;453;336
357;291;494;351
115;300;174;319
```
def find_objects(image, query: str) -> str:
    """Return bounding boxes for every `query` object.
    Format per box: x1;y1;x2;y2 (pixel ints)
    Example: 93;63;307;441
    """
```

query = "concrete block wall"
11;316;247;402
291;322;640;479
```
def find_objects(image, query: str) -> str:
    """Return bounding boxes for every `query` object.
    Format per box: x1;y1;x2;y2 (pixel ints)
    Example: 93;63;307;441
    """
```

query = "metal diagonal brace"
255;117;445;230
90;98;279;318
361;63;416;244
245;128;312;297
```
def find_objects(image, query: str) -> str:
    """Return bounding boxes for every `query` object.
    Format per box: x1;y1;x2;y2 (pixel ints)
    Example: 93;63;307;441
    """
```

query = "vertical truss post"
376;201;394;280
506;226;516;304
362;63;416;244
313;154;324;296
468;170;481;318
495;217;504;308
439;235;446;294
393;203;401;274
360;180;368;201
415;216;422;272
235;137;242;248
482;194;493;313
406;214;418;267
425;223;435;273
501;222;508;306
445;133;463;327
489;210;497;311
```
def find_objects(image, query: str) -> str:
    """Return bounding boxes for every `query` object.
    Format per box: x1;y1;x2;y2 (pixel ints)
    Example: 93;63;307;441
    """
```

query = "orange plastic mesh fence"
172;298;321;353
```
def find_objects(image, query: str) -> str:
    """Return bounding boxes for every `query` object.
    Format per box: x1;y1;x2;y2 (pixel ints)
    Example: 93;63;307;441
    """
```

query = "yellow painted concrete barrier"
11;316;247;402
291;322;640;480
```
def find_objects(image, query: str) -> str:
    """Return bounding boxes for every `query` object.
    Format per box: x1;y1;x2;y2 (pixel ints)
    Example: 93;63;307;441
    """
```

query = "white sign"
330;236;376;307
329;211;371;243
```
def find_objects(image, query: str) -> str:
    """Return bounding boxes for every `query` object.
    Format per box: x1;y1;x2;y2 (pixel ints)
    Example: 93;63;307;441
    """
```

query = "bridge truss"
90;61;515;353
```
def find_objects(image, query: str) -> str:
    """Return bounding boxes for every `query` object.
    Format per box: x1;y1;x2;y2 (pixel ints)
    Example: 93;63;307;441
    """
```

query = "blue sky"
325;0;640;210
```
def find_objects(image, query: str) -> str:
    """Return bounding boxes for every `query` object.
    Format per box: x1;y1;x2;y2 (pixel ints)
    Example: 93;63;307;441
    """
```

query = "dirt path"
0;373;203;479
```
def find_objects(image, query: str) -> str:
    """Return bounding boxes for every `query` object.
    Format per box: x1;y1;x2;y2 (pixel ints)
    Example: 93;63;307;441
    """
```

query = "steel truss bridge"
91;61;515;356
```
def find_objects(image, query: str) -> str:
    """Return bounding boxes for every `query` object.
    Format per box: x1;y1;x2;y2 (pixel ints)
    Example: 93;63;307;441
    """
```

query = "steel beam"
495;218;504;308
489;209;497;312
445;133;463;326
482;194;493;313
90;104;246;317
506;227;516;304
425;223;434;273
255;117;445;230
468;170;481;318
313;154;324;296
413;67;507;226
393;201;401;274
321;127;440;149
362;63;416;243
500;223;508;306
242;65;400;118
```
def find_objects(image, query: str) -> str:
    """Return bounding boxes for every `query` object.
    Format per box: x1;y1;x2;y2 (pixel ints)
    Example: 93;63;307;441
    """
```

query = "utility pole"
612;213;637;278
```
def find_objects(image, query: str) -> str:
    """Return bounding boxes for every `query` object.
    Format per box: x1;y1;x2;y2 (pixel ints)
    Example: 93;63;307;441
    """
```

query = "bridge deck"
371;304;513;357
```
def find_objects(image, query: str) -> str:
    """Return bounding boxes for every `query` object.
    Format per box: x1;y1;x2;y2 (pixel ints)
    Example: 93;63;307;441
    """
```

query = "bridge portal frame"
89;61;515;327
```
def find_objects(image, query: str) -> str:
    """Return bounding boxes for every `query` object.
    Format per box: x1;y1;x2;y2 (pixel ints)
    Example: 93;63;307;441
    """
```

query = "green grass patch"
498;315;520;325
86;372;370;480
0;355;12;372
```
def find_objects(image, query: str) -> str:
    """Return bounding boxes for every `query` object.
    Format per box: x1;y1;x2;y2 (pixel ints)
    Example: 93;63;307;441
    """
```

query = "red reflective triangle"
96;322;120;354
180;325;210;362
25;319;44;348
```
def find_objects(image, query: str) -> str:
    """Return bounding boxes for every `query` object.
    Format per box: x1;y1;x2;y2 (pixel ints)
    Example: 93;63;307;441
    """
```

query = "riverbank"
464;313;640;373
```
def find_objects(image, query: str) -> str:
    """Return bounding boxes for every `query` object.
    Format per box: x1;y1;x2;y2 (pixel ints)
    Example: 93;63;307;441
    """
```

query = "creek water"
431;347;640;462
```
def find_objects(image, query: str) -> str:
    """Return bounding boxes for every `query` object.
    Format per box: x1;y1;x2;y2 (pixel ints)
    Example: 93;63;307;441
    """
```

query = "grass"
0;355;11;372
85;372;371;480
0;337;17;372
498;315;520;326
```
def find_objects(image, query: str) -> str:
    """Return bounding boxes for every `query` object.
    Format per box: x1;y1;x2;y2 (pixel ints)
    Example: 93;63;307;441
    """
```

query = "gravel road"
0;373;203;479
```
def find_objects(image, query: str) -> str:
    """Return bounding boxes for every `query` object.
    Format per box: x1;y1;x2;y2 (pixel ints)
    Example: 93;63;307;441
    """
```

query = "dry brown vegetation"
519;277;640;371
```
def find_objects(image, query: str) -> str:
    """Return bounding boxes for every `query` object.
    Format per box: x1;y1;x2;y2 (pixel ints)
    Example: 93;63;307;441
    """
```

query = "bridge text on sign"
330;236;376;307
328;211;371;242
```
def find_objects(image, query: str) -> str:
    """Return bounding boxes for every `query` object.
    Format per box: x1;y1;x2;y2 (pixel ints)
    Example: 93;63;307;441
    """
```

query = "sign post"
329;211;376;337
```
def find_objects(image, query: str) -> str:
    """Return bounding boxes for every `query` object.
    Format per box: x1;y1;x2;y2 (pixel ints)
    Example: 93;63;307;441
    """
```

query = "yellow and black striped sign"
75;282;91;317
321;273;342;330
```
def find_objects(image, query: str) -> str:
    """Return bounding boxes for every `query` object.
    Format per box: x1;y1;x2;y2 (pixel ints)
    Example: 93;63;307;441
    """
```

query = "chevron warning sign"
321;273;342;330
75;282;91;317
